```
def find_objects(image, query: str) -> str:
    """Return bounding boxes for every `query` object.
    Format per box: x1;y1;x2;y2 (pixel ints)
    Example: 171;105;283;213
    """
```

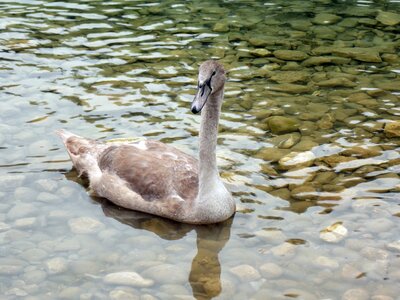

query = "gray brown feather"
98;141;199;203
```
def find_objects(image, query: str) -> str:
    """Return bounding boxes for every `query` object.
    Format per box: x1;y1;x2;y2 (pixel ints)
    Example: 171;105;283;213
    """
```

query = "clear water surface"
1;0;400;299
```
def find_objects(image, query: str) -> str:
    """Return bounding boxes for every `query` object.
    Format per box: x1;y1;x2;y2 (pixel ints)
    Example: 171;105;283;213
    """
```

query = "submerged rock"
384;121;400;138
371;295;394;300
312;13;341;25
273;50;308;61
360;246;389;260
259;262;283;279
333;47;381;63
45;257;68;274
256;147;290;162
341;146;381;158
292;138;318;151
291;185;317;200
386;241;400;252
320;222;348;243
68;217;104;234
58;287;81;299
14;217;37;229
7;203;37;220
0;222;10;232
313;26;337;40
302;56;351;66
269;133;301;149
142;264;186;284
229;264;261;281
268;83;311;94
320;155;356;167
342;288;369;300
23;269;47;284
0;261;24;275
213;22;229;32
279;151;316;170
109;289;139;300
315;256;339;269
316;78;357;88
249;49;271;57
376;10;400;26
268;71;309;83
269;242;296;257
382;53;399;63
374;80;400;91
104;271;154;287
267;116;300;134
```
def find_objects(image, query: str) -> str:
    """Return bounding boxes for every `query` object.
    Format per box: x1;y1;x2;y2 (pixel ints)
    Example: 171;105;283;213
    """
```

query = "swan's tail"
55;129;97;155
55;129;82;145
55;129;101;177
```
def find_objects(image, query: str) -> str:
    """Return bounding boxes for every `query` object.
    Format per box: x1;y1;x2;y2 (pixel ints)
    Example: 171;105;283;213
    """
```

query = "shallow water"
1;0;400;299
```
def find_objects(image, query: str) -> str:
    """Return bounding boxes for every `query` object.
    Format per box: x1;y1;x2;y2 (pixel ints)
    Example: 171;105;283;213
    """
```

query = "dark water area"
1;0;400;299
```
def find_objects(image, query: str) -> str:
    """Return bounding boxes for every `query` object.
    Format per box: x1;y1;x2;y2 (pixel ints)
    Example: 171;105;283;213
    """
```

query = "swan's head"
191;60;226;114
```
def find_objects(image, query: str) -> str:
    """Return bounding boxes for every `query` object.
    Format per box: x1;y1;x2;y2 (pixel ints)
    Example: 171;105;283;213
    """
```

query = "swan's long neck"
198;88;223;199
190;79;235;224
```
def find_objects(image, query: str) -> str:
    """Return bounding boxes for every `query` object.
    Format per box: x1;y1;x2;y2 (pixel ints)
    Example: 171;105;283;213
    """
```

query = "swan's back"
98;141;199;202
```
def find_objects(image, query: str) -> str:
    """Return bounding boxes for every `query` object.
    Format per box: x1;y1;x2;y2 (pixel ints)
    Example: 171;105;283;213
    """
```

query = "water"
1;0;400;299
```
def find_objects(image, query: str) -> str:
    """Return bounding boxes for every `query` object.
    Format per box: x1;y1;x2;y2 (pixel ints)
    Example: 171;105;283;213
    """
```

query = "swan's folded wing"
98;141;199;202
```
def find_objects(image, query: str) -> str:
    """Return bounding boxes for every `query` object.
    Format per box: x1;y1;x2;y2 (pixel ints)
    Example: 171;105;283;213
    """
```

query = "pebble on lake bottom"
342;288;369;300
7;203;37;220
371;296;395;300
229;264;261;281
320;223;348;243
68;217;105;234
259;262;283;279
315;256;339;269
341;264;363;279
58;287;82;299
386;241;400;252
23;269;47;284
45;257;68;274
14;217;37;229
0;222;11;232
109;288;140;300
104;271;154;288
141;264;187;284
268;242;297;257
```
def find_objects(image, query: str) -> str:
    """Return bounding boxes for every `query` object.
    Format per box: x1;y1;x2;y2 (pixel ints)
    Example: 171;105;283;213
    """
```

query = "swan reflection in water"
99;197;233;300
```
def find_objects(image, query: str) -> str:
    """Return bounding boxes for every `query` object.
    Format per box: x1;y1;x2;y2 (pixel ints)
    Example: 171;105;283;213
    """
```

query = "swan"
56;60;236;224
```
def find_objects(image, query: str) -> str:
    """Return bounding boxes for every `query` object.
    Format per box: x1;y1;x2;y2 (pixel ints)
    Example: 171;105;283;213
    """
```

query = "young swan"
57;60;235;224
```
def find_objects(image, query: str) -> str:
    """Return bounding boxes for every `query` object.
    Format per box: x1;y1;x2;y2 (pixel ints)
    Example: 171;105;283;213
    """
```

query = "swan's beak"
191;82;212;114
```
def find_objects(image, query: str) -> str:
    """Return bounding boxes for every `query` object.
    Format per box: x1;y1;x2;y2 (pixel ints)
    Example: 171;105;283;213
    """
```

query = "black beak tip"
191;104;200;114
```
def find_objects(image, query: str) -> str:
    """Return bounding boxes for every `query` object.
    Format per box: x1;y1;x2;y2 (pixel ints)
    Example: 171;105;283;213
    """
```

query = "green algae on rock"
333;47;382;63
273;50;309;61
376;10;400;26
312;13;341;25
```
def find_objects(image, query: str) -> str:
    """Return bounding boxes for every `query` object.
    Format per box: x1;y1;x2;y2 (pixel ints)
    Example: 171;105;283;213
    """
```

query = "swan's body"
57;60;235;224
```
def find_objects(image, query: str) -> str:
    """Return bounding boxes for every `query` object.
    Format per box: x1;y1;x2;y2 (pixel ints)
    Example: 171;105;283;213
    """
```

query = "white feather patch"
133;140;148;150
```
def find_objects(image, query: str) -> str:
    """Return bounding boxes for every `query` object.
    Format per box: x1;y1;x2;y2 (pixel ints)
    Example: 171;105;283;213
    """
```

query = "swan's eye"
212;70;216;76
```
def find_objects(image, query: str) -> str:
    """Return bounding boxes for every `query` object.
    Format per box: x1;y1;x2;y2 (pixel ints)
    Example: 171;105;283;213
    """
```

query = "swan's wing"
98;141;199;202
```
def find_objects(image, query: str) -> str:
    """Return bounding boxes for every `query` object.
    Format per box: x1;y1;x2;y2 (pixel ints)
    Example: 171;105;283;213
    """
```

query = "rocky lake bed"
0;0;400;299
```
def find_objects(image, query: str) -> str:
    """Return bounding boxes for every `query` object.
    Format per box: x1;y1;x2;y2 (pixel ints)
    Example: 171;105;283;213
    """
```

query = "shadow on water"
65;168;233;300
